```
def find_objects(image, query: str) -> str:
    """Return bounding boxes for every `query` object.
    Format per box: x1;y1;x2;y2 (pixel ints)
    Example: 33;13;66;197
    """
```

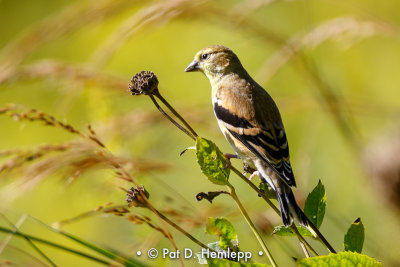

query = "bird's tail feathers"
277;188;309;228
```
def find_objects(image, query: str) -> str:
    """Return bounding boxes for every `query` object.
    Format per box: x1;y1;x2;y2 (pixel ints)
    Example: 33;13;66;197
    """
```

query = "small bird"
185;45;308;227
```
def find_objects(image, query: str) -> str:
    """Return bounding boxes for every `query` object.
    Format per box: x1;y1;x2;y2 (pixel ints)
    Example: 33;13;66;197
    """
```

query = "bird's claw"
222;153;238;170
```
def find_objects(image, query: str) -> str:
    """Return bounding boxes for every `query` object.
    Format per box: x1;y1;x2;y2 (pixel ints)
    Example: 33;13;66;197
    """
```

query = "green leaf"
344;218;365;253
304;180;326;228
207;258;271;267
258;183;277;200
196;137;230;185
272;225;314;238
297;251;382;267
206;217;238;249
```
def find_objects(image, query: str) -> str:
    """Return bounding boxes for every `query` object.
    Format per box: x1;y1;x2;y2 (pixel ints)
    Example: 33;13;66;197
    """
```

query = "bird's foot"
222;153;238;169
248;171;260;181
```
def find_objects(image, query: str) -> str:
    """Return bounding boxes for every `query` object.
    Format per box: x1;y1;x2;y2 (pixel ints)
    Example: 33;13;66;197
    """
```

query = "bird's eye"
201;53;209;60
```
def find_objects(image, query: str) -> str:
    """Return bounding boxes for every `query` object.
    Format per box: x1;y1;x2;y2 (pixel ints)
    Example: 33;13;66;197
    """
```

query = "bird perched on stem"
185;45;308;227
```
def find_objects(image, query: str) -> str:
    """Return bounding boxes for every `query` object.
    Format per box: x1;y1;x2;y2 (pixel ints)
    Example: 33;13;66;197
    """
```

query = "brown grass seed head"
126;185;150;207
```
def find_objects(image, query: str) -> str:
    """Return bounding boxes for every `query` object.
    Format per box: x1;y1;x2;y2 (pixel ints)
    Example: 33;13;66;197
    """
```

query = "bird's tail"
276;186;309;228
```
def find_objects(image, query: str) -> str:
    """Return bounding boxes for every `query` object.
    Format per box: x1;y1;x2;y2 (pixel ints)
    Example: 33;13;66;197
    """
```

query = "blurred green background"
0;0;399;266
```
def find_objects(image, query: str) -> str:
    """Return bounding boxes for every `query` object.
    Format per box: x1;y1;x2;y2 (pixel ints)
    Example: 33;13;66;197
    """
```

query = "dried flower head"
126;185;150;208
129;71;159;95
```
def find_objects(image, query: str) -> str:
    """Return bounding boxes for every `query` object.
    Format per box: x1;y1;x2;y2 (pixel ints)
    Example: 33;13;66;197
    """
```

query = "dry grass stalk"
0;139;167;207
0;0;134;83
90;0;209;67
127;214;170;239
55;202;172;241
0;104;82;136
255;17;400;84
0;60;128;91
232;0;294;22
0;103;182;260
53;202;117;227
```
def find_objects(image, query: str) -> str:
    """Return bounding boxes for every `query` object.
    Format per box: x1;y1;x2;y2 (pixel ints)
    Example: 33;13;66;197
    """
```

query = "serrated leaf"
344;218;365;253
207;258;271;267
206;217;237;249
196;137;230;185
272;225;314;238
304;180;326;228
297;251;382;267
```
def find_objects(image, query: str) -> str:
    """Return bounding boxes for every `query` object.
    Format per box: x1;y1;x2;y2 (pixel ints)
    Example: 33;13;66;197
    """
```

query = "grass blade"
0;226;110;265
42;224;147;267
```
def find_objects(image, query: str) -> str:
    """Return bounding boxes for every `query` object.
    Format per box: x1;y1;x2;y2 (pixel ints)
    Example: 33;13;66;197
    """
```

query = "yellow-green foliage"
0;0;399;266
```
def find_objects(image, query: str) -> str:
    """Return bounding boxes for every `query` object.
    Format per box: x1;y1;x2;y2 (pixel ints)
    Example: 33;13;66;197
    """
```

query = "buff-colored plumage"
185;45;307;227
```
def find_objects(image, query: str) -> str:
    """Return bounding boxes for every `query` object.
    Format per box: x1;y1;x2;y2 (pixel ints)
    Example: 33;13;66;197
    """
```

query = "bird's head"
184;45;244;80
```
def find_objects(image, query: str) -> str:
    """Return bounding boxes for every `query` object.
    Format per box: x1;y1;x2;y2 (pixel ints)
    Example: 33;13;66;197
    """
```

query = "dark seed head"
126;185;150;208
129;71;159;96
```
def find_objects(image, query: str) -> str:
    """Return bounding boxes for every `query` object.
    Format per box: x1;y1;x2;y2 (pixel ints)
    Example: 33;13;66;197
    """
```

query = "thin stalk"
81;115;184;266
2;244;50;266
227;184;278;267
31;217;146;267
149;95;196;140
301;212;336;253
290;225;318;256
299;241;310;258
118;169;184;267
151;208;216;252
0;227;111;266
154;91;198;138
230;166;280;214
230;165;333;255
0;214;56;266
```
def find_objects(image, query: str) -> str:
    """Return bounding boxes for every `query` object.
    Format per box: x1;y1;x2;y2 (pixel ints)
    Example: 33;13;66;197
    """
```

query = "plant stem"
231;165;334;255
230;166;280;214
0;214;56;266
290;225;318;256
149;95;196;140
299;240;310;258
227;184;278;267
302;212;336;253
150;207;216;252
154;92;198;138
116;164;184;266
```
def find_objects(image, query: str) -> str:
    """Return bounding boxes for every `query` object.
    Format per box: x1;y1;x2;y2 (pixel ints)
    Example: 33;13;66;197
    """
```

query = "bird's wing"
214;84;296;187
227;123;295;187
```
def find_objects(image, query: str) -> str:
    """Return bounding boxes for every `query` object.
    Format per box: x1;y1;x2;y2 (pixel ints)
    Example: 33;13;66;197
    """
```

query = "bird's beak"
184;60;199;72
